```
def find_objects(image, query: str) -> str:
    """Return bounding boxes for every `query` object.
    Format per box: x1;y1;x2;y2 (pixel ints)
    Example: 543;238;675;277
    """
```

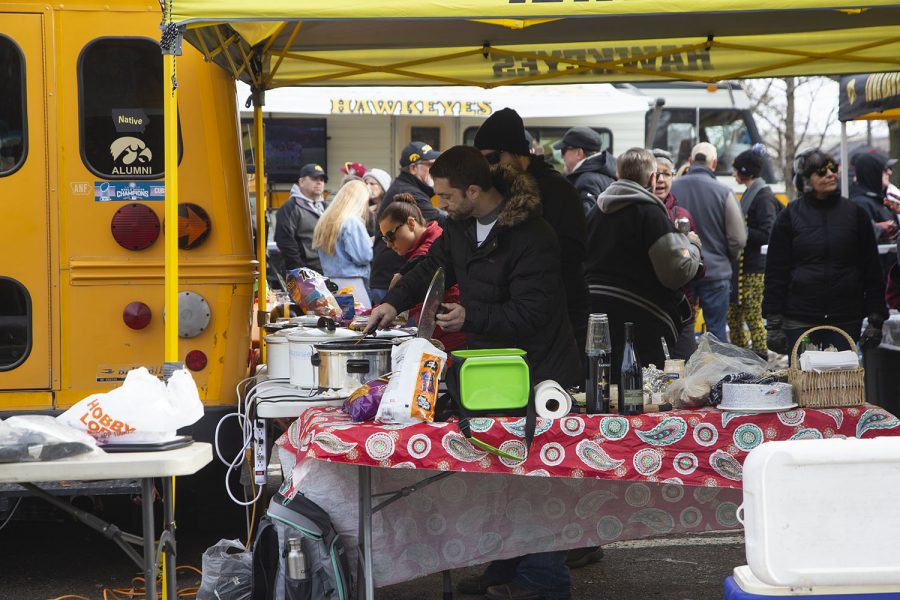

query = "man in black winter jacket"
369;142;446;304
552;126;617;214
850;151;899;243
367;146;580;600
584;147;702;382
473;108;590;361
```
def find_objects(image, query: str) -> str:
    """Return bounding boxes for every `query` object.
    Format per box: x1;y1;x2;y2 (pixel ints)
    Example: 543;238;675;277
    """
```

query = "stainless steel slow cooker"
311;339;393;390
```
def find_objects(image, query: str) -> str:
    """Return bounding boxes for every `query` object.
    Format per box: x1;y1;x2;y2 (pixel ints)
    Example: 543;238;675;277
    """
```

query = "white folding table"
0;443;212;600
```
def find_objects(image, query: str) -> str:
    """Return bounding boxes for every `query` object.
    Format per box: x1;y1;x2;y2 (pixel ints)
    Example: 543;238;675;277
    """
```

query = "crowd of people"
275;109;899;369
273;108;899;600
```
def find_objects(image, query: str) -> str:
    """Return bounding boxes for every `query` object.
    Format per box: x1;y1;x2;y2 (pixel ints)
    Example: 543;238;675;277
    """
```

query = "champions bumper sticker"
95;181;165;202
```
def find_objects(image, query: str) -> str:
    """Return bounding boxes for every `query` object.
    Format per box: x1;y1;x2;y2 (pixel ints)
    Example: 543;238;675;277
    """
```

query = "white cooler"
741;437;900;587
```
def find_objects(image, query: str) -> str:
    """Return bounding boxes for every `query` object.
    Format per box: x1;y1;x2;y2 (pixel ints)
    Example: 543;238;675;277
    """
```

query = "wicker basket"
788;325;865;408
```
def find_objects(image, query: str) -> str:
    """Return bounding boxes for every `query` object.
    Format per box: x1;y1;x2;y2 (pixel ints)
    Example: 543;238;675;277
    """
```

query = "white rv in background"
238;81;775;205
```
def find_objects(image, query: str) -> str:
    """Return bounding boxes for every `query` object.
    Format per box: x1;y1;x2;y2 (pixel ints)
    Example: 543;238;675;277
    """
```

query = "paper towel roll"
535;379;573;419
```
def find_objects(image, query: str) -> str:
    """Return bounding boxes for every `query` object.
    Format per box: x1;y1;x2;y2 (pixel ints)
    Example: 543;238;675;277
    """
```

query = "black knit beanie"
733;143;767;178
473;108;530;156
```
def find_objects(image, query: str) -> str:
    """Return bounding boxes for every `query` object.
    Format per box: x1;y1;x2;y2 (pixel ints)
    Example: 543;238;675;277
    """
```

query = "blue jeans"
484;551;571;599
692;278;731;342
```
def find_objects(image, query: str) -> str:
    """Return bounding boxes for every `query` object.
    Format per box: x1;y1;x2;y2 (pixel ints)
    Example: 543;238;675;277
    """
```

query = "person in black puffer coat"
764;149;888;360
473;108;589;365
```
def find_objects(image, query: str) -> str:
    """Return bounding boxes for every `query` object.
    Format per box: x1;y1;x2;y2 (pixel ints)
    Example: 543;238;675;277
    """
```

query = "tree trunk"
783;78;797;198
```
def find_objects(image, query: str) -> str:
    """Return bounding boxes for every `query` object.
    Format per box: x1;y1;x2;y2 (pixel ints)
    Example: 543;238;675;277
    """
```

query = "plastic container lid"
452;348;526;359
286;327;359;342
458;355;529;411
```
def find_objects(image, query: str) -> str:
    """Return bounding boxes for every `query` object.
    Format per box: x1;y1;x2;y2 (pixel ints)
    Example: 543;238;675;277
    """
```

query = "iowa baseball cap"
400;141;441;167
299;163;327;181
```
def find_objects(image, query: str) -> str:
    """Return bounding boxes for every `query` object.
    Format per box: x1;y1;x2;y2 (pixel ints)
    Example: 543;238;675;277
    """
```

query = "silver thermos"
286;538;310;581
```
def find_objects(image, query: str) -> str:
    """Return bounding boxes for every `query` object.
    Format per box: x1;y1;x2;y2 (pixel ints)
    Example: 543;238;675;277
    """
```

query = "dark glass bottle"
619;322;644;416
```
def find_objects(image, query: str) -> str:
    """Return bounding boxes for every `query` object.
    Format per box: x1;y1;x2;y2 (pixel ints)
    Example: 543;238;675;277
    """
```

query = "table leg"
358;466;374;600
141;478;157;600
162;476;177;600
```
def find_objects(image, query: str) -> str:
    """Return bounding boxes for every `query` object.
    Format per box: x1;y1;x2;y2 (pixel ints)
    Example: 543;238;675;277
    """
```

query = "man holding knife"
367;145;579;599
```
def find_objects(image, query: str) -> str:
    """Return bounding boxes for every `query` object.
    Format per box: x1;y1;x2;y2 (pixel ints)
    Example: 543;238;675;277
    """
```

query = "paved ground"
0;495;745;600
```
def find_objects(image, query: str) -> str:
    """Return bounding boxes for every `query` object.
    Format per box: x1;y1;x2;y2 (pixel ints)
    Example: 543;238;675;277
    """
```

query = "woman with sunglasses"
312;180;374;307
378;193;466;351
763;149;888;359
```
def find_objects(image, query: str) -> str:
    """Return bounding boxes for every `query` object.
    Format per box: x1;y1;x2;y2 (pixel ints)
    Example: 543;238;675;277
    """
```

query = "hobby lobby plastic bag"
57;367;203;443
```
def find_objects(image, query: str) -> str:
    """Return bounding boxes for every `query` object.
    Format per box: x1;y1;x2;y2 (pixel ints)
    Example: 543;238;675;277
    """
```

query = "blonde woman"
313;180;373;307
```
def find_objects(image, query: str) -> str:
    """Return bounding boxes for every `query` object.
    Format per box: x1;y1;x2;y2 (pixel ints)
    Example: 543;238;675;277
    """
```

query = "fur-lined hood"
490;164;542;228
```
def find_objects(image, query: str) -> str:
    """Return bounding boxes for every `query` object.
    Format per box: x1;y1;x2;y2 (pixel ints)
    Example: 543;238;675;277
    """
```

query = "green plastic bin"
450;348;530;412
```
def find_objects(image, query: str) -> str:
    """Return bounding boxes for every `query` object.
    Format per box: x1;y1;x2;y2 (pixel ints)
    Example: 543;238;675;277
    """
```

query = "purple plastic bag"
343;377;390;422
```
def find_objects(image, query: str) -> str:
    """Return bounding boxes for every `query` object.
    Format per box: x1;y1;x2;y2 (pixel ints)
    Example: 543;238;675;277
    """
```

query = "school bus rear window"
0;278;31;370
0;35;26;176
79;38;181;179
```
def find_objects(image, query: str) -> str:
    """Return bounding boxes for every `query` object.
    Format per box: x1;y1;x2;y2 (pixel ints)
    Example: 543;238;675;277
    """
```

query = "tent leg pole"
840;121;849;198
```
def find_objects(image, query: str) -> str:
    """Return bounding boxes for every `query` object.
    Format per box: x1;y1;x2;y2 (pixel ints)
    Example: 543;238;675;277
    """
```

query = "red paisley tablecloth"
277;404;900;489
274;403;900;587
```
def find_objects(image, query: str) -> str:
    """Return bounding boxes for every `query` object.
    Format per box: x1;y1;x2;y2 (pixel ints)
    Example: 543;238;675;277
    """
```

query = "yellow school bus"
0;1;255;439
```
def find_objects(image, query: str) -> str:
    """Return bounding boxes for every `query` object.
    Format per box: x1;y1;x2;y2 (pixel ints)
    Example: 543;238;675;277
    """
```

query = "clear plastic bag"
197;539;252;600
0;415;103;463
665;333;768;408
882;317;900;350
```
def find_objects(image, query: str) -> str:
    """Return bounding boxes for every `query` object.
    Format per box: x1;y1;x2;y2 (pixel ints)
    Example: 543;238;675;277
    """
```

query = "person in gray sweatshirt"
584;147;702;382
671;142;747;342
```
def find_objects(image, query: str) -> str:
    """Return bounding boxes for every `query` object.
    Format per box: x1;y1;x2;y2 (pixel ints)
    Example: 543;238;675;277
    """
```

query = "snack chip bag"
343;376;390;422
286;268;341;320
376;338;446;423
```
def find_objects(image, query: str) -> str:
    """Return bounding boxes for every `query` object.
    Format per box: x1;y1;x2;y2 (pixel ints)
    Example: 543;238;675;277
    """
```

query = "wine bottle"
619;322;643;416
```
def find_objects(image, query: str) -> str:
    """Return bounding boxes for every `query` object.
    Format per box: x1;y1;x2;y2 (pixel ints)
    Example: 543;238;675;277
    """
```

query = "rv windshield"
649;108;775;182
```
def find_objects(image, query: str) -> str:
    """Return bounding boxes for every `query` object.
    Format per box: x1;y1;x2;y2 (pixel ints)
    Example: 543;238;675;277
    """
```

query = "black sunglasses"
814;162;839;177
484;151;501;165
381;223;403;244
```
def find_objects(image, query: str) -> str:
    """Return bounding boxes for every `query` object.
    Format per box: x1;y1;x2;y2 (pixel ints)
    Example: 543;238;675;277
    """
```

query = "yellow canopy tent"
153;5;900;598
158;0;900;361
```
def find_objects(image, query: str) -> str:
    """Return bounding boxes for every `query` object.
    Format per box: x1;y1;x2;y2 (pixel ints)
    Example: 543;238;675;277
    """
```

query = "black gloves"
859;314;885;351
765;315;789;355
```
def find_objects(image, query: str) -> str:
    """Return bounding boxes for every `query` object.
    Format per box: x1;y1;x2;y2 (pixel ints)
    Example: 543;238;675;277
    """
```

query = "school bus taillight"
185;350;207;372
110;203;160;251
122;301;152;330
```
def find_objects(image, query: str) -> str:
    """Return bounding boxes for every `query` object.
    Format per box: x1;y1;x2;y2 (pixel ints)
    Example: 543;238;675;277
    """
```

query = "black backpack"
251;491;352;600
